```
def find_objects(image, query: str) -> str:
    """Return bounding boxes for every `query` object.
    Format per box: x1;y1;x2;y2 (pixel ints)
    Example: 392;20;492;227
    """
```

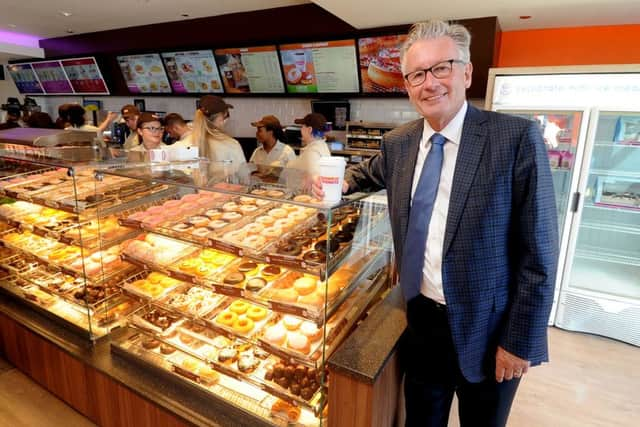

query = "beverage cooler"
486;65;640;346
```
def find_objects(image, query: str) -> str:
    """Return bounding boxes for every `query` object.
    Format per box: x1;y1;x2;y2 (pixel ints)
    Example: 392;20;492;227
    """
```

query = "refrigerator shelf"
574;247;640;267
580;221;640;235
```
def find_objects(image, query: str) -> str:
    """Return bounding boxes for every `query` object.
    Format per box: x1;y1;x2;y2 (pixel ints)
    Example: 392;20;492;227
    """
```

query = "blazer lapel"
443;105;488;256
398;120;424;239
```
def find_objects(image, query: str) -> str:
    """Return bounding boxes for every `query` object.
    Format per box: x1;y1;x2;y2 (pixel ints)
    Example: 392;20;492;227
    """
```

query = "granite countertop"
328;285;407;384
0;296;268;427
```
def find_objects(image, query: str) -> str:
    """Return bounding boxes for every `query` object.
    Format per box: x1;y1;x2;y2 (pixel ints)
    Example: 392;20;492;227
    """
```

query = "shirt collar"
422;101;467;146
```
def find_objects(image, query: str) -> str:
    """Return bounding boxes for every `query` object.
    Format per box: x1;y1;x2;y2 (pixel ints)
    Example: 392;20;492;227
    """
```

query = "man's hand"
311;175;349;200
495;346;530;382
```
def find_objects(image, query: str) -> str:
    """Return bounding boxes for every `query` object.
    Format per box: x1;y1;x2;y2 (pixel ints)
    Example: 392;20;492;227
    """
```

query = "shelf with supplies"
345;121;396;151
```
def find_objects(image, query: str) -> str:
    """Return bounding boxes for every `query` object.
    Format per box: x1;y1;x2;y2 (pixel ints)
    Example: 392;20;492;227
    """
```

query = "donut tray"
205;299;274;340
156;284;226;319
121;270;186;302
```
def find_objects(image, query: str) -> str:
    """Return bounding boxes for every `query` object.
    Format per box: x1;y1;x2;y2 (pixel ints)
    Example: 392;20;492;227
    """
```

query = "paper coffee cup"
318;156;346;204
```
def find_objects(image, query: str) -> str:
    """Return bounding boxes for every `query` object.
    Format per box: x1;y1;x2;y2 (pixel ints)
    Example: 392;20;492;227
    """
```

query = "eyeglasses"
142;126;164;133
403;59;466;87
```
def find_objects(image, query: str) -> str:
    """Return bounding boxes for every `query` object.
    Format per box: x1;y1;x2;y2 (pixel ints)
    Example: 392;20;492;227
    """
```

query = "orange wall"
498;24;640;67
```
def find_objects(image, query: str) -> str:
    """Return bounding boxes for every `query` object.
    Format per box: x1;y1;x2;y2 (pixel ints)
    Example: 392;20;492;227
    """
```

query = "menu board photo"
161;50;223;94
60;57;109;94
358;35;407;93
31;61;74;94
214;46;284;94
7;63;44;94
279;39;359;93
117;54;172;94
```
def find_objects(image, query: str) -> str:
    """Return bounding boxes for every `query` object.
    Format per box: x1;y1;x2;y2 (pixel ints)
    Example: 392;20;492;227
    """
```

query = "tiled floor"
0;357;95;427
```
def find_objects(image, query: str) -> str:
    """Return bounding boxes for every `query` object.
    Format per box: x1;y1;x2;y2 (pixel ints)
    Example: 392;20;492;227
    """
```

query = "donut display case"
102;161;393;426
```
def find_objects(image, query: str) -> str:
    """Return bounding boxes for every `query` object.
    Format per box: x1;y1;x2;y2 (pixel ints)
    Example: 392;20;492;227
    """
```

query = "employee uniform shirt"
250;140;296;167
290;138;331;176
171;130;194;148
410;101;467;305
123;132;140;149
129;142;169;153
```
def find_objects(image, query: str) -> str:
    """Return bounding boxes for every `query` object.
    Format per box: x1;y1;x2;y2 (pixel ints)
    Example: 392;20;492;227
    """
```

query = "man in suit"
316;20;558;426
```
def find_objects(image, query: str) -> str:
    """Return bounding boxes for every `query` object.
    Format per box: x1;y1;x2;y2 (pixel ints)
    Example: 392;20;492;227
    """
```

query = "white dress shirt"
410;102;467;304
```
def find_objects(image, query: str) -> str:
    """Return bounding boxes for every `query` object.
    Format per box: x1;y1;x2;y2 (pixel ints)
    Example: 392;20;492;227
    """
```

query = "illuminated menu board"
60;57;109;94
7;63;44;94
117;54;172;93
358;35;407;93
31;61;74;94
161;50;223;94
279;39;359;93
214;45;284;94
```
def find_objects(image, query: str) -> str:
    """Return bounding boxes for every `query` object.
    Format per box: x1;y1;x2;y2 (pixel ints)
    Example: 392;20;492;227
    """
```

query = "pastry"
207;219;228;230
266;190;285;198
243;223;264;235
287;332;310;354
314;239;340;253
293;276;317;296
293;194;312;203
160;343;176;355
197;366;220;384
268;208;287;219
172;223;192;232
246;305;267;321
238;353;259;373
300;321;322;342
224;272;245;285
250;189;268;196
274;218;294;231
180;332;194;344
255;215;275;226
142;337;160;350
205;209;222;219
289;235;312;247
191;228;210;238
222;202;239;212
229;300;250;314
216;311;238;326
234;317;255;333
264;324;286;346
239;205;258;214
260;226;282;239
189;216;209;227
299;292;324;308
239;196;256;205
261;265;281;277
242;235;266;249
276;242;301;256
274;288;298;303
283;315;303;331
211;335;231;349
221;212;242;222
245;277;267;292
237;261;257;274
302;250;326;264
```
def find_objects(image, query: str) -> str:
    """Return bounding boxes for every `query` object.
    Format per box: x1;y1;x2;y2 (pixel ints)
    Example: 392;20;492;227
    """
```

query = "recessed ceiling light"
66;29;74;34
519;15;532;20
8;24;17;28
60;11;73;17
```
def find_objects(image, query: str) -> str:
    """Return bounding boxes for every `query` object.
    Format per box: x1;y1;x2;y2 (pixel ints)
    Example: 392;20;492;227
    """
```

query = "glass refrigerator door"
567;111;640;299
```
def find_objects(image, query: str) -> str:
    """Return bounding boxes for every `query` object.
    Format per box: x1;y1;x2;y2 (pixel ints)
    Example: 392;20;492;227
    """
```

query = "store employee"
289;113;331;176
130;112;169;153
250;115;296;167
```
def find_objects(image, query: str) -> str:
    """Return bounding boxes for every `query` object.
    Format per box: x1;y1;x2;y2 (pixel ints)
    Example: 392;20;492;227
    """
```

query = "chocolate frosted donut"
277;242;301;256
331;212;347;223
314;239;339;254
334;230;354;243
341;222;357;234
303;250;326;264
261;265;281;276
238;261;258;272
289;235;312;247
224;272;245;285
142;337;160;350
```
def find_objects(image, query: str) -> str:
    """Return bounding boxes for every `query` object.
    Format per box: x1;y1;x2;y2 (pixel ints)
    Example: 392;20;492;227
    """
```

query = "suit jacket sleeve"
501;120;559;363
343;137;388;193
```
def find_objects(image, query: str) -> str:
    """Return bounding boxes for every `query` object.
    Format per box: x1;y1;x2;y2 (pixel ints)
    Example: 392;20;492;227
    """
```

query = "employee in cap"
288;113;331;175
250;115;296;167
130;112;169;153
121;104;141;149
192;95;246;174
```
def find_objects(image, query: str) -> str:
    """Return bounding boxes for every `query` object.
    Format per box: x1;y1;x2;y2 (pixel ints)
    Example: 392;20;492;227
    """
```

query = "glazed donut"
274;218;295;231
189;216;209;227
239;196;256;205
246;277;267;292
191;228;210;238
221;212;242;222
293;194;313;203
239;205;258;214
290;211;308;222
222;202;239;212
299;292;324;308
205;209;222;219
274;288;298;303
224;272;245;285
207;219;228;230
255;199;271;207
266;190;285;198
172;223;192;232
268;208;287;219
293;276;317;296
216;311;238;326
255;215;275;226
281;203;298;212
250;189;268;196
246;305;268;321
243;223;265;235
229;300;250;314
224;230;246;243
260;226;282;239
233;317;255;334
243;234;266;249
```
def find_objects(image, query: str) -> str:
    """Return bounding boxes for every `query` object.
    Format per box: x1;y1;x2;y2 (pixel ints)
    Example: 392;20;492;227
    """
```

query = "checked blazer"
345;104;559;382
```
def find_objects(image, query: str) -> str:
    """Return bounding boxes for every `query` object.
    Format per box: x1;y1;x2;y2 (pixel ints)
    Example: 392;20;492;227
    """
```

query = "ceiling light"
180;13;190;18
60;11;73;17
66;29;74;34
8;24;17;28
519;15;532;20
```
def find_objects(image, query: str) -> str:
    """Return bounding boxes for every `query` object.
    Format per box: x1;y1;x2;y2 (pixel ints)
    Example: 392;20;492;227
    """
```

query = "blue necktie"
400;133;447;302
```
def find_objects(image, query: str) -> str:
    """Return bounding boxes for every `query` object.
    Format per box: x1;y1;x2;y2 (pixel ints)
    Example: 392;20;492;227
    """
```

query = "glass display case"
0;155;164;339
95;160;392;426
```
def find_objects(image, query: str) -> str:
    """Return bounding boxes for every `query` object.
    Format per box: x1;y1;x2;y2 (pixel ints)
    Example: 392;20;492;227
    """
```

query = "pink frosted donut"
182;193;200;203
163;200;181;209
